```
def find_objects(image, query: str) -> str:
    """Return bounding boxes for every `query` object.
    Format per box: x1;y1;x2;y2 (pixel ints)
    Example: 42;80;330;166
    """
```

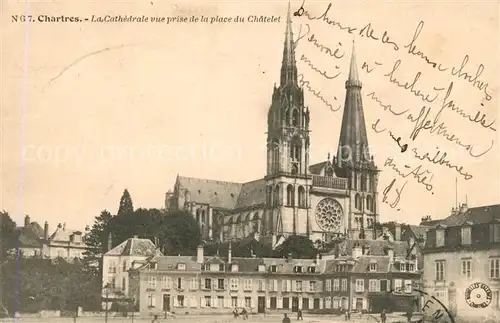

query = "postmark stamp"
465;282;492;308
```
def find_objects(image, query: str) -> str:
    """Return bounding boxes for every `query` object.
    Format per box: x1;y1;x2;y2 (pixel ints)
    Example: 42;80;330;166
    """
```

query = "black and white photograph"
2;0;499;322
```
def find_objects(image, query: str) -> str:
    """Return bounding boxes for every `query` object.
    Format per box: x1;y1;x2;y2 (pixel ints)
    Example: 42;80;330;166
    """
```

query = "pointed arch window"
253;213;259;232
292;109;299;127
266;186;272;205
353;173;358;190
298;186;306;208
274;184;280;206
366;195;373;212
360;174;367;191
286;185;295;207
355;194;362;210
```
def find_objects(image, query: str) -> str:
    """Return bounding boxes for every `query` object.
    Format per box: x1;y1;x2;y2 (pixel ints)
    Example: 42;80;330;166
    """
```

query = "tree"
109;208;163;247
83;210;113;259
278;235;317;259
0;211;18;259
159;210;201;256
421;215;432;224
117;189;134;215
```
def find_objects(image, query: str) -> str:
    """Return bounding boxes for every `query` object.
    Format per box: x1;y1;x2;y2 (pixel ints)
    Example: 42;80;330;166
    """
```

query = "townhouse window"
204;296;212;307
217;296;224;308
408;264;415;272
177;277;183;289
309;281;316;292
204;278;211;290
231;296;238;307
177;263;186;270
219;264;224;271
147;294;156;307
436;229;445;247
231;278;239;290
294;266;303;273
190;277;197;290
490;224;500;243
245;297;251;308
308;266;316;273
490;257;500;279
341;279;348;292
461;259;472;279
218;279;224;290
435;260;446;281
368;279;379;292
177;295;185;307
109;263;117;274
435;291;447;305
369;263;377;272
270;265;277;273
258;280;265;291
122;260;127;272
333;279;340;291
283;297;290;309
122;277;126;291
325;279;332;292
162;277;171;289
355;279;364;292
325;297;332;309
404;280;412;293
394;279;402;293
270;297;277;309
296;281;302;292
380;280;387;292
148;277;156;288
461;227;471;245
399;263;406;272
243;279;252;291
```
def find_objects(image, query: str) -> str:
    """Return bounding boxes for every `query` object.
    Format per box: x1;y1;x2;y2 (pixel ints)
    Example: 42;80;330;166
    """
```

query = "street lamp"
103;283;110;323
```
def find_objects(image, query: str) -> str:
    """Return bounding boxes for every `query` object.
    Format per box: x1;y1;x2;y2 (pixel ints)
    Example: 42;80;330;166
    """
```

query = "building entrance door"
292;297;299;312
163;294;170;312
257;297;265;313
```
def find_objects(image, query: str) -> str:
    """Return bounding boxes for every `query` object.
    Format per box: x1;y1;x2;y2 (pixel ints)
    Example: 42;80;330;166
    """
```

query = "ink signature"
382;178;407;211
384;157;434;193
389;131;408;153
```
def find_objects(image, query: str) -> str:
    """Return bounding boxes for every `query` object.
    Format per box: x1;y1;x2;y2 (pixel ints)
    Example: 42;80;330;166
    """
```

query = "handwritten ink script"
292;1;496;213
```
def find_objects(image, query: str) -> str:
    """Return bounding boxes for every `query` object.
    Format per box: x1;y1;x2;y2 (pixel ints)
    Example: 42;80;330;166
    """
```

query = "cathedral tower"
264;2;312;238
336;42;380;240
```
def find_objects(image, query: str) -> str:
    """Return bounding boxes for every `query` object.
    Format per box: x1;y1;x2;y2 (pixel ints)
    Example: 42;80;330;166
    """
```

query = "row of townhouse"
422;204;500;321
123;234;423;316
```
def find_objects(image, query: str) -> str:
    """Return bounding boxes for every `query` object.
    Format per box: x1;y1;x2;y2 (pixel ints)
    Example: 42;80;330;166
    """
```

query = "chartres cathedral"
165;4;380;247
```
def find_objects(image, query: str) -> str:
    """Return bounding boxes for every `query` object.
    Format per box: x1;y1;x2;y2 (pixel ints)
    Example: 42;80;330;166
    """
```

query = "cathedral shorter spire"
338;41;371;166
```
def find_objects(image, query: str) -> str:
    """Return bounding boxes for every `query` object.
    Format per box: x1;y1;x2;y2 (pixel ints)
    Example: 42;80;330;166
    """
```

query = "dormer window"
461;226;471;245
177;263;186;271
231;264;239;272
369;263;377;272
293;265;303;273
219;264;225;271
270;265;277;273
436;228;445;247
307;266;316;273
258;265;266;272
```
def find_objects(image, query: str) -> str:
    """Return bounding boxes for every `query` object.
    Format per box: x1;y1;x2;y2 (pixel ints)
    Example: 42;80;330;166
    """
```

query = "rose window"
315;198;343;232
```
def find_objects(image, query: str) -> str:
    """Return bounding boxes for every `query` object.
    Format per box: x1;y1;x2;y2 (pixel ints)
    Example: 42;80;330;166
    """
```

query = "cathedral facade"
165;4;380;246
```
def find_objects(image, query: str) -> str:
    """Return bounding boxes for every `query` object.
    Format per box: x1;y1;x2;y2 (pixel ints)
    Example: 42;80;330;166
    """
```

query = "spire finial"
327;152;331;161
280;0;297;86
348;39;359;82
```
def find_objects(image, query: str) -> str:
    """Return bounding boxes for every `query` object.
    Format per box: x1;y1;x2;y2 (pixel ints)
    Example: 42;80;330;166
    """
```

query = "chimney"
63;223;66;231
197;245;204;264
394;223;401;241
287;252;292;262
44;221;49;240
107;232;113;251
24;215;30;227
315;253;320;264
228;241;232;263
352;244;362;258
460;203;468;213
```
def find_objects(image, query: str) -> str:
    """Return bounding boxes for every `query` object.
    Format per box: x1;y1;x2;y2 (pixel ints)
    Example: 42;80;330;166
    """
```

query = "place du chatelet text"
11;14;282;24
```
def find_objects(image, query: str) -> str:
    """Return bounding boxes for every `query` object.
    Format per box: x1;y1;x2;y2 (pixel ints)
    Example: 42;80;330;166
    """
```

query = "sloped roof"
406;225;428;240
156;256;200;271
49;225;83;242
235;179;266;209
176;176;266;211
25;222;44;238
325;239;410;258
262;257;319;274
105;237;163;257
352;256;391;273
18;227;42;248
429;204;500;227
309;161;327;175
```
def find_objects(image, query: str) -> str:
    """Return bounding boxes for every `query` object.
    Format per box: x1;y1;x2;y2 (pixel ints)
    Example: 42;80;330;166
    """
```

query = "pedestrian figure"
152;314;160;323
297;309;303;320
381;309;387;323
282;313;291;323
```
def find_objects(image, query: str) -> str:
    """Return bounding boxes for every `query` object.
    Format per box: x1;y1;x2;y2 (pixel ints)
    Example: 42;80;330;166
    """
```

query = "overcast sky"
3;0;499;231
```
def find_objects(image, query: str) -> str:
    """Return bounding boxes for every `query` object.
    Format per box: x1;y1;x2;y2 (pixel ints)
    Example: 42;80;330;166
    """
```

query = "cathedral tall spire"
338;41;371;166
280;0;298;86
